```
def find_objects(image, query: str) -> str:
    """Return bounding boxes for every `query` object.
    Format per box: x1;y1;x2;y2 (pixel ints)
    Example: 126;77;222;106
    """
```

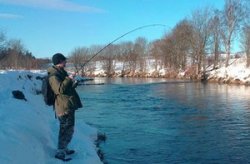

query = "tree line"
0;33;49;69
69;0;250;78
1;0;250;78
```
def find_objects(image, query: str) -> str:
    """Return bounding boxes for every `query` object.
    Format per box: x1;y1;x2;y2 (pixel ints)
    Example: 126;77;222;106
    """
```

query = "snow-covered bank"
0;70;102;164
207;58;250;85
79;57;250;85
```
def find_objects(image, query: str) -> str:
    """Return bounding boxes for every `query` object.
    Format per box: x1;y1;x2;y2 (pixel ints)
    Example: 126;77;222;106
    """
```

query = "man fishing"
47;53;82;161
46;24;164;161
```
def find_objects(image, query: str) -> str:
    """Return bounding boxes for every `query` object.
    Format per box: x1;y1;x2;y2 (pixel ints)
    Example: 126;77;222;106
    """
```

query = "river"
77;78;250;164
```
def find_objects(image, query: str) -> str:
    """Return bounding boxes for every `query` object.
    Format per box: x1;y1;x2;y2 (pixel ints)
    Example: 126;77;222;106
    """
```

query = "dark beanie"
52;53;66;65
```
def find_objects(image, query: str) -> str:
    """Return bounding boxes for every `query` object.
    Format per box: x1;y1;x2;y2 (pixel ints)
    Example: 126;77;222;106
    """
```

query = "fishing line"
82;24;166;66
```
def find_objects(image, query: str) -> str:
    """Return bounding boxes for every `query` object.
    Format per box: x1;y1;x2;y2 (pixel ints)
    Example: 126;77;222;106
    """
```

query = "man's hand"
68;72;76;79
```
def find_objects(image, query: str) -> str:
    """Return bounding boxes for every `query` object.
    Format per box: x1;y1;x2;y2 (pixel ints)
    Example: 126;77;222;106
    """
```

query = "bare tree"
156;19;194;77
119;41;134;75
134;37;147;73
149;40;163;71
161;32;175;69
210;9;222;69
69;47;90;76
241;25;250;66
172;19;194;70
0;32;55;69
6;39;25;69
21;51;35;69
0;32;6;51
117;42;138;75
129;50;139;75
190;7;213;75
221;0;246;66
0;32;7;64
100;44;118;77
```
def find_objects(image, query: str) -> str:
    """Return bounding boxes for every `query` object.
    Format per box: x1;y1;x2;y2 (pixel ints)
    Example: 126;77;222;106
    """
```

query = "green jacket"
47;66;83;116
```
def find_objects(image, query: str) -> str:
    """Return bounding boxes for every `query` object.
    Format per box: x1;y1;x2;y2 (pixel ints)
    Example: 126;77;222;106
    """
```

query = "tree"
0;32;51;69
119;41;134;74
171;19;194;69
22;51;35;69
210;9;222;69
69;47;90;76
159;20;194;71
241;25;250;67
0;32;6;51
133;37;147;73
0;32;7;63
190;7;213;75
101;44;118;77
221;0;247;66
149;40;163;71
6;39;25;69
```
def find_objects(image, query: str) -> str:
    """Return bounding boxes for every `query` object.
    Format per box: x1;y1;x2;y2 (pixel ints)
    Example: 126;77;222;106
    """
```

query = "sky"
0;0;225;58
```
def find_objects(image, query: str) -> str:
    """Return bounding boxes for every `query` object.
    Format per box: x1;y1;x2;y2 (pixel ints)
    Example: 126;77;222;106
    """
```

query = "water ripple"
78;79;250;164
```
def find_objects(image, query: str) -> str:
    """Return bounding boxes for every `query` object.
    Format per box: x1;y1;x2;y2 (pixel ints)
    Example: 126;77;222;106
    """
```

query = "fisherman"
47;53;82;161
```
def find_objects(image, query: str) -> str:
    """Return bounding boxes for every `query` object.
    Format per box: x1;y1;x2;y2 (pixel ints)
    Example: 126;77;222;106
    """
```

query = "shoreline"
82;74;250;86
0;70;103;164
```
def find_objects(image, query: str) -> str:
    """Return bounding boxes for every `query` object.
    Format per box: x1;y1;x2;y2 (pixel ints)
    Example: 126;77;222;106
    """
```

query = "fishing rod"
82;24;166;67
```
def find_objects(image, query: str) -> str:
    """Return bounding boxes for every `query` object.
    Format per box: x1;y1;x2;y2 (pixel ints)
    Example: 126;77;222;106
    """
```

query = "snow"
0;70;102;164
208;57;250;84
84;57;250;81
0;57;249;163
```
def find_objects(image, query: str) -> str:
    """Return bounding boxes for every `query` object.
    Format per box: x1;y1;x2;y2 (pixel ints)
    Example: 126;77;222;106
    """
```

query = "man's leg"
56;110;75;158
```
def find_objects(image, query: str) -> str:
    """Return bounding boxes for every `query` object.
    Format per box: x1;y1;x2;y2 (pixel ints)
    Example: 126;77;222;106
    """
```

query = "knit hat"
52;53;66;65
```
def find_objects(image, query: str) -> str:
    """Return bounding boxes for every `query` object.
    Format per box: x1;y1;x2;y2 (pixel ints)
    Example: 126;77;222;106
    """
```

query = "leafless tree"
0;38;41;69
6;39;25;69
128;50;139;75
190;7;213;75
160;32;175;69
221;0;247;66
241;25;250;66
0;32;55;69
134;37;147;73
159;19;194;72
0;32;7;64
0;32;6;51
100;44;118;77
149;40;163;71
172;19;193;69
119;41;134;75
210;9;222;69
69;47;91;76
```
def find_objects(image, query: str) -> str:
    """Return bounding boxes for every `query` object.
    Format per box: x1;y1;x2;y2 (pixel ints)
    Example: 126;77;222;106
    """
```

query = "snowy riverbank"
0;70;102;164
206;57;250;85
81;57;250;85
0;56;249;163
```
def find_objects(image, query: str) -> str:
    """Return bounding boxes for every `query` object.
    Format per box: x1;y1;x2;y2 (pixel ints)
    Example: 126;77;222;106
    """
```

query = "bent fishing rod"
81;24;166;67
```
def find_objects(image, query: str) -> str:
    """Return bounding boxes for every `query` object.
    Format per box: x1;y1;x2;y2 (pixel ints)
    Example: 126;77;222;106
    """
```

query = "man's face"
58;60;67;68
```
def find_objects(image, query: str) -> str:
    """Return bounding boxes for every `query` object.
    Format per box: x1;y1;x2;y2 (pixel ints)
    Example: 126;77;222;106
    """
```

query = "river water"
77;78;250;164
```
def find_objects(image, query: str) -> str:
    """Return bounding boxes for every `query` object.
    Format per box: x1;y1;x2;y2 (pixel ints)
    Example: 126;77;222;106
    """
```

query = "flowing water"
77;78;250;164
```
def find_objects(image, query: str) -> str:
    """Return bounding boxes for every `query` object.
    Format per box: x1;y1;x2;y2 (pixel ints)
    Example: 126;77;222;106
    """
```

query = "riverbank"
81;57;250;86
0;70;102;164
206;58;250;85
